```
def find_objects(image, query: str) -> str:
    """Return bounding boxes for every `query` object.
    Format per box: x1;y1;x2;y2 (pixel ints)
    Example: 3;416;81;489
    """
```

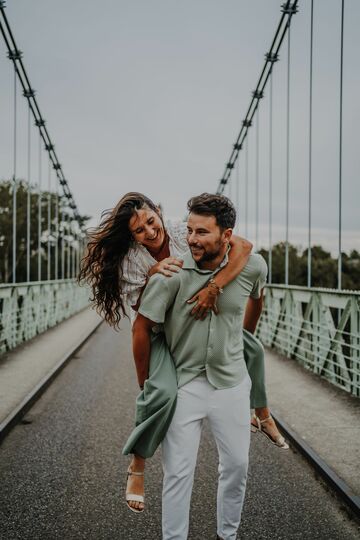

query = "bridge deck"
0;311;359;539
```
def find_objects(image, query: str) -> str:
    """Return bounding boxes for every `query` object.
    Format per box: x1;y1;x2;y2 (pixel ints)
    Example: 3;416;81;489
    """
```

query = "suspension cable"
47;158;51;280
235;157;240;235
338;0;344;290
37;131;42;281
255;110;260;251
216;0;298;194
55;175;59;279
268;70;274;284
245;137;249;238
11;62;17;283
0;3;83;229
61;204;65;280
285;23;291;285
308;0;314;288
26;106;31;281
67;213;71;279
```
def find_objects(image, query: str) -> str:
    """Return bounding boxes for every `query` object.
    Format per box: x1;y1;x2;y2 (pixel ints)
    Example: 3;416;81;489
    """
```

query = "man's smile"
190;246;204;254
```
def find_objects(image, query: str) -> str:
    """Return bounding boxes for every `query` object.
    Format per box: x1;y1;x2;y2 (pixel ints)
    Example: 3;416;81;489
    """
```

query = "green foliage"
259;243;360;290
0;179;90;283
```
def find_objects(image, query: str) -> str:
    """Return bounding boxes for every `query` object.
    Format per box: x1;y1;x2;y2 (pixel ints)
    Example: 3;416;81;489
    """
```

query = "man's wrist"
207;277;223;295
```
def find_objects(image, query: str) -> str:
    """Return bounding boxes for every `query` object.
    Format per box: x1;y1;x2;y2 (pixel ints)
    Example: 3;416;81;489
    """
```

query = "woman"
79;192;288;513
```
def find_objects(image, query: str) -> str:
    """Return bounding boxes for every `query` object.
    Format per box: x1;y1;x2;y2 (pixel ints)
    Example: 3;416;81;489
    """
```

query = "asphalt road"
0;322;359;540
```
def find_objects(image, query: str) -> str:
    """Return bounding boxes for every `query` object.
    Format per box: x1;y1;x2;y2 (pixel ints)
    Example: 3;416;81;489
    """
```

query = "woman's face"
128;207;165;252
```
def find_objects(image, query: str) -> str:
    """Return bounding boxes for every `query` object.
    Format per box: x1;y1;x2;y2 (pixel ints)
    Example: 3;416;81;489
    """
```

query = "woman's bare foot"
126;455;146;512
252;407;289;449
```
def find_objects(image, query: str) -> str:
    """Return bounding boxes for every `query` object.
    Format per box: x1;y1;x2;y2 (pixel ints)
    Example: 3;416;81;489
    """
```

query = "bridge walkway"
0;311;359;539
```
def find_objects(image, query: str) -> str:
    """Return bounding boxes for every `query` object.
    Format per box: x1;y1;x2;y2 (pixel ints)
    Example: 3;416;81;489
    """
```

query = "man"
132;193;267;540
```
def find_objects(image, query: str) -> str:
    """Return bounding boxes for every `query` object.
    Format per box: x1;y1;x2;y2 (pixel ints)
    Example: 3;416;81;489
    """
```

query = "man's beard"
190;239;222;264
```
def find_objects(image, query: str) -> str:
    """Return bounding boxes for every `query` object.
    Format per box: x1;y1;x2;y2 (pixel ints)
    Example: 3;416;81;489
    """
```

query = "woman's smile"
146;231;159;241
129;208;165;252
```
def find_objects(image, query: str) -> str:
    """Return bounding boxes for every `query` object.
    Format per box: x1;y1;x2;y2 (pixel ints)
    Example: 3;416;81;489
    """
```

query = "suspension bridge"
0;1;359;539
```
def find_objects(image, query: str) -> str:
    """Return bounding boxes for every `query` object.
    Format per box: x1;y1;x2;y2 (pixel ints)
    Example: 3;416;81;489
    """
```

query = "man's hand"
148;257;183;278
187;286;219;320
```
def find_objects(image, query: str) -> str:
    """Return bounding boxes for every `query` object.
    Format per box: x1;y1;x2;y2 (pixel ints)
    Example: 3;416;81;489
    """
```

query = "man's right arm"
133;272;180;387
132;314;156;388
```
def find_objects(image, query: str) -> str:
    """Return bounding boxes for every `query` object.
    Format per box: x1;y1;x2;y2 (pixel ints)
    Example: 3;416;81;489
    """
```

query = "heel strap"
259;415;272;424
127;468;144;477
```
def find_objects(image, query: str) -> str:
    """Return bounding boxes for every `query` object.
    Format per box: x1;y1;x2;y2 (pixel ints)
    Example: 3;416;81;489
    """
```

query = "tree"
259;242;360;290
0;179;90;283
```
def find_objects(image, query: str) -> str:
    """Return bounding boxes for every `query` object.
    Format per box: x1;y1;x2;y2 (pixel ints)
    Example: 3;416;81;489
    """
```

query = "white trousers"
162;374;251;540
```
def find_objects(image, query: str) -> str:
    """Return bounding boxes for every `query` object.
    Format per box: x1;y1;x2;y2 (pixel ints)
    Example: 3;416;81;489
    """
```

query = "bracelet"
208;277;223;294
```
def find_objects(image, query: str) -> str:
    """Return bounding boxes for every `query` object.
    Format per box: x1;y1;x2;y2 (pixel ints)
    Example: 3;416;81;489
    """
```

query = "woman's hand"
148;257;183;278
187;286;219;320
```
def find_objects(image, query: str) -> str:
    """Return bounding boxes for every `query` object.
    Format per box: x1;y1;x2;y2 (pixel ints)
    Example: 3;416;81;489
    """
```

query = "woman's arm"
148;257;183;278
187;235;252;320
215;235;252;288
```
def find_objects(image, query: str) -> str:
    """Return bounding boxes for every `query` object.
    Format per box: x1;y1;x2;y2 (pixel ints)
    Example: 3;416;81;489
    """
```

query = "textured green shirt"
138;251;267;389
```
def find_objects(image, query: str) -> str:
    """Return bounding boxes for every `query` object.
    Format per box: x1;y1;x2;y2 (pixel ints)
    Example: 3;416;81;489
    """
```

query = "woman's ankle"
130;454;146;472
255;407;271;421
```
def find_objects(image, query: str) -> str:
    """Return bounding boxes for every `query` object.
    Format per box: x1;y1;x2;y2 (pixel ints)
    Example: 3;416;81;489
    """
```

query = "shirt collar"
182;246;230;274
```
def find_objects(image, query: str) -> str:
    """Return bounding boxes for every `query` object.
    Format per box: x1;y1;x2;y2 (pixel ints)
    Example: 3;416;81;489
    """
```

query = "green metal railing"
257;285;360;397
2;279;359;399
0;280;90;354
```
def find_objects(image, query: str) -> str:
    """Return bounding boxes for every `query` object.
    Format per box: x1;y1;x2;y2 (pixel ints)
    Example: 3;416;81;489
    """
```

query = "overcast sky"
0;0;359;254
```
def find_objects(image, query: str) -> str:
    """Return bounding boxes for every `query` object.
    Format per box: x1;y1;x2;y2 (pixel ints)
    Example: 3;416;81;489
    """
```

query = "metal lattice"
257;286;360;397
0;281;90;353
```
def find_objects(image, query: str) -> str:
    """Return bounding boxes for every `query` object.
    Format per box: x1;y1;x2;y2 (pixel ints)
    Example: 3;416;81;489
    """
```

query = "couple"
80;192;288;540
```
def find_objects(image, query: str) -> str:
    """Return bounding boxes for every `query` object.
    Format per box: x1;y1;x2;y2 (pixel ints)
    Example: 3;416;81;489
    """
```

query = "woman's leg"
243;330;267;409
126;454;146;511
124;332;178;510
243;330;288;448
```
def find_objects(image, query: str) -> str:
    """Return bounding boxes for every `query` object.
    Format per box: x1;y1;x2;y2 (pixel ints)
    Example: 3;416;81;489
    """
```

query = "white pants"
162;374;251;540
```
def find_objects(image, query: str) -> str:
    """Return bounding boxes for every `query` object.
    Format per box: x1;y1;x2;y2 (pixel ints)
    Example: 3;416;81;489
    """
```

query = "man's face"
186;213;230;266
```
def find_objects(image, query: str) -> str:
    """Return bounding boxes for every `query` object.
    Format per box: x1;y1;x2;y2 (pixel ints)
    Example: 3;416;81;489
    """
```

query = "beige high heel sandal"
252;415;289;450
126;468;145;513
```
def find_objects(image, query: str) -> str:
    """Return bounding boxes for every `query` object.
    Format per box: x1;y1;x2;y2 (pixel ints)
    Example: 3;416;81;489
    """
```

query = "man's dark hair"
187;193;236;229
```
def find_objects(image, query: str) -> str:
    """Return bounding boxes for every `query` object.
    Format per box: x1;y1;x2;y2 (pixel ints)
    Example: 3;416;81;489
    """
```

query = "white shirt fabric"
120;219;188;310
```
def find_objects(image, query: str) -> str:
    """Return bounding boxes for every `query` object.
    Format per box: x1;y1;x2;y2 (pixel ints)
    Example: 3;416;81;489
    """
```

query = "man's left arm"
243;254;267;334
243;289;264;334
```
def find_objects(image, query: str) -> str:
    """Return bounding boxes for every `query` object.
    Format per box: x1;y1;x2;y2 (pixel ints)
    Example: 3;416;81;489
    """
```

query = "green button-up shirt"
138;251;267;389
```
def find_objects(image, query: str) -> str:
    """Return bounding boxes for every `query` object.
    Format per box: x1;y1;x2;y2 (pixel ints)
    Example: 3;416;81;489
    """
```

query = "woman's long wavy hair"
78;192;161;328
